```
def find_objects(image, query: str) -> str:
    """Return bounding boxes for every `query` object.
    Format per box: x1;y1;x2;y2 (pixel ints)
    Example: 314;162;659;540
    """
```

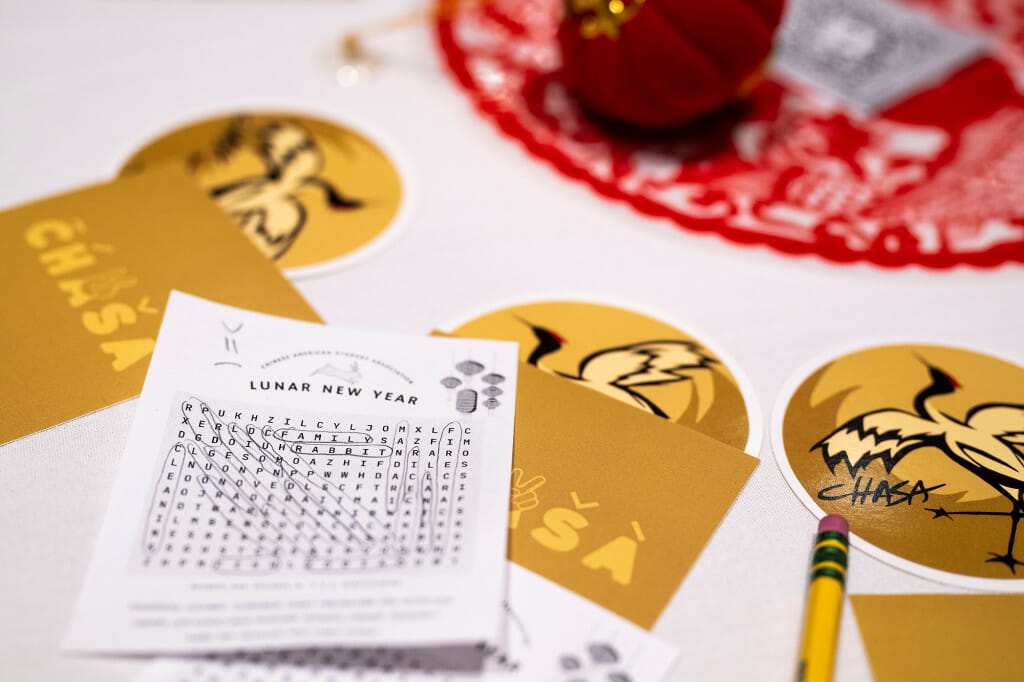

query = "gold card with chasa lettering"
852;594;1024;682
439;348;757;629
0;165;321;446
509;367;757;628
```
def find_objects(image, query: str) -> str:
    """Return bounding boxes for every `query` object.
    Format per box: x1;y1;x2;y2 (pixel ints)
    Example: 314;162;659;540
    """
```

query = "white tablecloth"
2;2;1020;680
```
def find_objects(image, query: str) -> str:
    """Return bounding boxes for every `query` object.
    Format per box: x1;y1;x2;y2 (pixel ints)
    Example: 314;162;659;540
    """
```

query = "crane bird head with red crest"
518;317;718;420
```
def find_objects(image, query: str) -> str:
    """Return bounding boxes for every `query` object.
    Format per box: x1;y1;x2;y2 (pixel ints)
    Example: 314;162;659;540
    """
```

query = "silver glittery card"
774;0;988;115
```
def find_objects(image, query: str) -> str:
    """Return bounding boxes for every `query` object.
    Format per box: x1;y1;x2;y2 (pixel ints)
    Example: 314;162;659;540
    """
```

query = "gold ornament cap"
566;0;646;39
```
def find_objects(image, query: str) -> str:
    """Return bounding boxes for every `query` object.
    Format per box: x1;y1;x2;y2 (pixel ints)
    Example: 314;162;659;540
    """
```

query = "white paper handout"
134;563;679;682
64;292;519;654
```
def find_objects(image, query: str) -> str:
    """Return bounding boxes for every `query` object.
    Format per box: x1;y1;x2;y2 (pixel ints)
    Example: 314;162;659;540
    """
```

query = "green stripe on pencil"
796;515;849;682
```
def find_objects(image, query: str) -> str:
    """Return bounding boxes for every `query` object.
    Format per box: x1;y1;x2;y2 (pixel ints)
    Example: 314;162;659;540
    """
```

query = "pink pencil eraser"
818;515;849;536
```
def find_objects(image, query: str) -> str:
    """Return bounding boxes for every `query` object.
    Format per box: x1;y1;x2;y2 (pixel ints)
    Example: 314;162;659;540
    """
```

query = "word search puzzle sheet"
64;292;519;654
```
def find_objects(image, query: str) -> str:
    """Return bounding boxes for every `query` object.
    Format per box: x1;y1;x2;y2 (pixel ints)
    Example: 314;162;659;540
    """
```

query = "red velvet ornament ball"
558;0;786;130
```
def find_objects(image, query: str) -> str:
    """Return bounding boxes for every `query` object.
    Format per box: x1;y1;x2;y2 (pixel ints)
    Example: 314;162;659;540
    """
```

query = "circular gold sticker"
774;343;1024;587
120;112;404;277
443;298;760;453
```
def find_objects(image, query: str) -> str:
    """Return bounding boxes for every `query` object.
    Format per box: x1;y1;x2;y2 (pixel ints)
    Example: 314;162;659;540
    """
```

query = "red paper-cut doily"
434;0;1024;268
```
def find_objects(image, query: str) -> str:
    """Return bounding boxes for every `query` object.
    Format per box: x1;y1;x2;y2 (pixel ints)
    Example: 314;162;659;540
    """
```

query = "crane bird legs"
987;492;1024;572
927;491;1024;573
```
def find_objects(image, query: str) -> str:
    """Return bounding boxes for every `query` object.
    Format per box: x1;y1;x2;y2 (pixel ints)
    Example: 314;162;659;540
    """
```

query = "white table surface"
1;2;1021;680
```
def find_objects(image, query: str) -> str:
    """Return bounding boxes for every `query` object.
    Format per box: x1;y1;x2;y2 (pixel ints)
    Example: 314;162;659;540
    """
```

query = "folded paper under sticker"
64;293;519;653
0;166;320;446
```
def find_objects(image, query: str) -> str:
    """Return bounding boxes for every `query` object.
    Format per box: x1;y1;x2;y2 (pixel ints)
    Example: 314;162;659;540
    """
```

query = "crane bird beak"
914;353;962;389
513;315;566;345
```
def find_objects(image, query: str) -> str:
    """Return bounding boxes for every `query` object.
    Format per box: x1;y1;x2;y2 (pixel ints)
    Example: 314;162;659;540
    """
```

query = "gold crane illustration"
208;120;363;260
814;362;1024;571
520;318;717;419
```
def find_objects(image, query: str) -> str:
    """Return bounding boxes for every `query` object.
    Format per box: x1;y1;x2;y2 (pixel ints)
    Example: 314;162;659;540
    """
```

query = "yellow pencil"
796;514;849;682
